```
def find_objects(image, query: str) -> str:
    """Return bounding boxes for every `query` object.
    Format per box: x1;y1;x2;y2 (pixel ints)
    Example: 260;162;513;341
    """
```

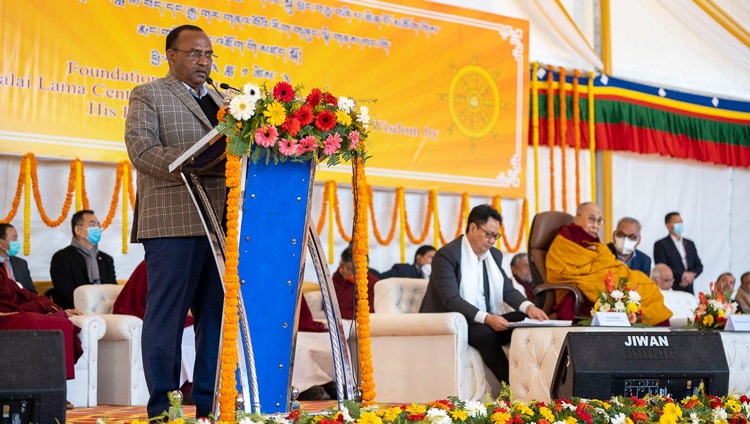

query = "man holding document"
125;24;226;420
420;204;548;384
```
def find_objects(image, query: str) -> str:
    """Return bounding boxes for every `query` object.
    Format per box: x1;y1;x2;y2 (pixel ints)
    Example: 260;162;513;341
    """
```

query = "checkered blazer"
125;71;226;241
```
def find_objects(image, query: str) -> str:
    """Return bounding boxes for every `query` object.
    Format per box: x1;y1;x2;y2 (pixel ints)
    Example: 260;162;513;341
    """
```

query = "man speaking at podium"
125;24;225;420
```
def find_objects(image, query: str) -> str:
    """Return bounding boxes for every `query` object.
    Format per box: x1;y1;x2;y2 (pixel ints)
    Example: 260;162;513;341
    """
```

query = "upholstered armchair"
74;284;149;406
67;314;106;407
369;277;499;403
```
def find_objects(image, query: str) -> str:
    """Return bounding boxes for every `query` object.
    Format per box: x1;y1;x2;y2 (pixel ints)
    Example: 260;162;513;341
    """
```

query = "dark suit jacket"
380;263;422;279
653;236;703;293
9;256;35;294
606;243;652;276
49;245;117;309
419;236;527;322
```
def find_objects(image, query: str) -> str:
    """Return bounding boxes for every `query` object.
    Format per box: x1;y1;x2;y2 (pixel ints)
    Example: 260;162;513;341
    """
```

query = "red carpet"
66;401;337;423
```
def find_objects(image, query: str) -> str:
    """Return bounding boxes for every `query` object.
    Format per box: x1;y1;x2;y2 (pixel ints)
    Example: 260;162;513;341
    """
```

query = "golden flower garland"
437;192;469;246
492;196;529;253
352;157;376;405
431;190;440;248
121;162;129;254
316;181;329;235
559;67;568;212
100;162;125;230
29;154;76;228
397;188;406;263
0;155;27;224
573;69;581;206
547;65;556;211
332;185;353;243
75;160;84;212
81;160;91;211
531;62;541;215
367;185;399;246
23;156;31;256
403;191;432;245
218;153;241;421
588;72;596;201
327;180;336;263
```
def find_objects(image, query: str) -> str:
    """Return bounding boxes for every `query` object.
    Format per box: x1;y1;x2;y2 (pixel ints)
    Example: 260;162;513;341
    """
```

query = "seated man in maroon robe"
0;265;83;379
332;246;379;320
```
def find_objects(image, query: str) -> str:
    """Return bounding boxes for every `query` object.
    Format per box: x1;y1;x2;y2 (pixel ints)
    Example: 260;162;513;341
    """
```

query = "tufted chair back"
74;284;123;315
528;211;574;286
373;278;428;314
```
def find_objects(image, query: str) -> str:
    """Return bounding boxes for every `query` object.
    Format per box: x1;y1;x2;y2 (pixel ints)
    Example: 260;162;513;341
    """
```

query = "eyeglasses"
171;48;217;62
614;231;640;241
476;226;500;241
587;215;605;226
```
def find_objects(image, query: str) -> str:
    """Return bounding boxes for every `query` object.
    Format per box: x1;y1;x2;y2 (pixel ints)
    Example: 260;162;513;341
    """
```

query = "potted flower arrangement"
590;270;645;325
689;282;737;330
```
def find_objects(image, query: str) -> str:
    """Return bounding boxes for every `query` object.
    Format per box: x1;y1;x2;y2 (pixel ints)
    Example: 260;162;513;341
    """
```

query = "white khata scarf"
459;235;505;315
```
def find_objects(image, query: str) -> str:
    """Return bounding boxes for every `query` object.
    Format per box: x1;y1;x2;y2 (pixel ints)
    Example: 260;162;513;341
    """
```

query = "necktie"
482;260;492;313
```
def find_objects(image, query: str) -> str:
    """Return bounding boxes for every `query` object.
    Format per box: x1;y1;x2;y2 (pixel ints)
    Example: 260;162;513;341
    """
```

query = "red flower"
511;413;524;424
538;420;550;424
293;105;314;126
575;405;593;424
630;411;649;423
314;110;336;131
604;270;615;292
630;396;646;407
306;88;322;107
683;398;700;409
730;412;748;424
286;410;300;422
406;414;425;421
740;395;750;404
281;117;301;136
323;92;338;107
708;395;723;409
273;81;294;102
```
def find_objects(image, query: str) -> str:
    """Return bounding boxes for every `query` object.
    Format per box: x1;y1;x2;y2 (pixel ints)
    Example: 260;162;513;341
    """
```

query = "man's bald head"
651;263;674;290
573;202;603;238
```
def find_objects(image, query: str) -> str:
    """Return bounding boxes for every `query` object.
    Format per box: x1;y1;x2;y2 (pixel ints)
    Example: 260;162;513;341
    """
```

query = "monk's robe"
0;268;82;378
546;224;672;325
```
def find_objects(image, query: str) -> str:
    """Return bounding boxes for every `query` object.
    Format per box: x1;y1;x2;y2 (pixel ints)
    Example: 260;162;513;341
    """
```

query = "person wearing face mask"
606;217;651;276
331;246;379;320
380;245;436;279
0;223;35;293
49;210;116;310
653;212;703;294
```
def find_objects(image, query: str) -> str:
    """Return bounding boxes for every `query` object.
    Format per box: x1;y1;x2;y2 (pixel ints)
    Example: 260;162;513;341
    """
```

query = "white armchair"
369;278;499;403
74;284;149;406
67;314;106;407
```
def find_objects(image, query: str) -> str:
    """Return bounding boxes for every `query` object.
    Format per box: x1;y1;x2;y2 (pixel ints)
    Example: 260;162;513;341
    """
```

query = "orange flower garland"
397;187;406;263
352;157;375;405
316;182;329;235
431;190;440;247
559;67;567;212
75;159;84;212
100;162;125;230
332;185;353;243
218;153;241;421
403;192;432;244
23;156;30;256
29;154;75;227
531;62;541;215
327;180;336;263
547;65;556;211
121;162;129;254
491;196;528;253
573;70;581;206
79;159;91;210
367;185;398;246
0;155;26;223
588;72;597;201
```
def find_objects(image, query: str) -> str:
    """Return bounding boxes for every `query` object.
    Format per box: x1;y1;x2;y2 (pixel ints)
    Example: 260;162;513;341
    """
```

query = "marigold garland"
403;192;432;245
23;156;31;256
218;153;241;421
547;65;556;212
75;159;84;212
531;62;541;215
367;185;398;246
332;185;352;243
316;182;329;235
397;188;406;263
0;155;26;224
121;162;129;254
352;157;375;405
573;70;581;206
101;162;125;230
80;159;90;211
588;72;596;201
492;196;528;253
28;154;75;227
559;67;568;212
431;190;440;248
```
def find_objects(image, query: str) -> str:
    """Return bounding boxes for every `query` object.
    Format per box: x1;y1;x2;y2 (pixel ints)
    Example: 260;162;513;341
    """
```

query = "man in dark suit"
50;210;116;309
125;24;226;420
380;245;435;279
419;205;548;384
606;217;651;276
0;223;35;293
653;212;703;294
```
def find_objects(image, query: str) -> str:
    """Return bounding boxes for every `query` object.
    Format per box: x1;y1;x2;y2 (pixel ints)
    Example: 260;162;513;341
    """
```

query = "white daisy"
610;290;625;301
340;406;355;423
463;399;487;418
338;96;355;113
614;300;626;312
426;408;451;424
711;407;728;422
609;412;627;424
229;94;256;121
600;303;612;312
243;82;262;102
689;411;700;424
628;290;641;303
357;105;370;129
271;414;290;424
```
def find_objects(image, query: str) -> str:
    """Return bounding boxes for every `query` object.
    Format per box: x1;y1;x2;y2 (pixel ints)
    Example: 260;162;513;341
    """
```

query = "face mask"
86;227;102;245
614;236;638;256
673;223;684;236
6;240;21;257
421;264;431;279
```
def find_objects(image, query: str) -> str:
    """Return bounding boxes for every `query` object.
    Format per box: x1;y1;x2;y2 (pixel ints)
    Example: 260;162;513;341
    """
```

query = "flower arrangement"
689;282;737;330
215;81;371;165
590;270;645;324
120;391;750;424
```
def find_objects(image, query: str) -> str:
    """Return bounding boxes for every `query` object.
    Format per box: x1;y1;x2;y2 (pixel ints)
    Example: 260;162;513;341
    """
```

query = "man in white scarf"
419;204;548;384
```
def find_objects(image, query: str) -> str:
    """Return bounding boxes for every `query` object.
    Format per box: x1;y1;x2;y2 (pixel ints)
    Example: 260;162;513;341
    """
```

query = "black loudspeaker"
0;330;66;424
551;331;729;400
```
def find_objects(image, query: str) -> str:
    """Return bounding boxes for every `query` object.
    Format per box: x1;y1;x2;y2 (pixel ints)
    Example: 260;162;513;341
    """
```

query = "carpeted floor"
66;401;337;423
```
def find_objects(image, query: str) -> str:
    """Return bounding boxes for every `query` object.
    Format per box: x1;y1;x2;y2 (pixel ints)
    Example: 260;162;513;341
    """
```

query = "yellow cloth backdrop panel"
0;0;528;196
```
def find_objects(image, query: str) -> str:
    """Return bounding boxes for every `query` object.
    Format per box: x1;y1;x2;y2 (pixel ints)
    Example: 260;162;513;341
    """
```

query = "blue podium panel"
237;159;315;413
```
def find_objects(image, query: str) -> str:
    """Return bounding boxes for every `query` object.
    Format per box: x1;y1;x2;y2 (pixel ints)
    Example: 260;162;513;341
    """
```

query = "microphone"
219;82;242;93
206;77;223;95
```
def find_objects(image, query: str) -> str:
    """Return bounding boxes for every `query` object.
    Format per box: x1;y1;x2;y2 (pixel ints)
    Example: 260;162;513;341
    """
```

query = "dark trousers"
142;237;224;419
467;311;526;384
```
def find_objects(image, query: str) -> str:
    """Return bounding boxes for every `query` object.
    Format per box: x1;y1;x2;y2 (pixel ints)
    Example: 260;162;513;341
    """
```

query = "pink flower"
348;130;360;149
299;135;318;153
323;132;342;155
278;138;298;156
254;124;279;148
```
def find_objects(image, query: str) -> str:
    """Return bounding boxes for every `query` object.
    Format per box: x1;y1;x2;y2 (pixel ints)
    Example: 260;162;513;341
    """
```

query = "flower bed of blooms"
122;392;750;424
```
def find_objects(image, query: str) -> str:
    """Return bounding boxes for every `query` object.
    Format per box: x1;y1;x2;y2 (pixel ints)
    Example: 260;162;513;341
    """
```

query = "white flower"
229;94;256;120
600;303;612;312
610;290;625;301
340;406;355;423
463;400;487;418
710;299;724;310
338;96;355;113
610;397;622;406
712;406;728;421
614;301;626;312
238;417;261;424
689;411;700;424
426;408;451;424
609;412;627;424
628;290;641;303
271;414;290;424
362;404;379;412
357;105;370;129
97;419;106;424
243;82;262;102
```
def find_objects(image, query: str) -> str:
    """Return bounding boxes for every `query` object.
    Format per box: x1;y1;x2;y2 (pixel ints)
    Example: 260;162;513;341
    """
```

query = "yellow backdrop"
0;0;528;196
